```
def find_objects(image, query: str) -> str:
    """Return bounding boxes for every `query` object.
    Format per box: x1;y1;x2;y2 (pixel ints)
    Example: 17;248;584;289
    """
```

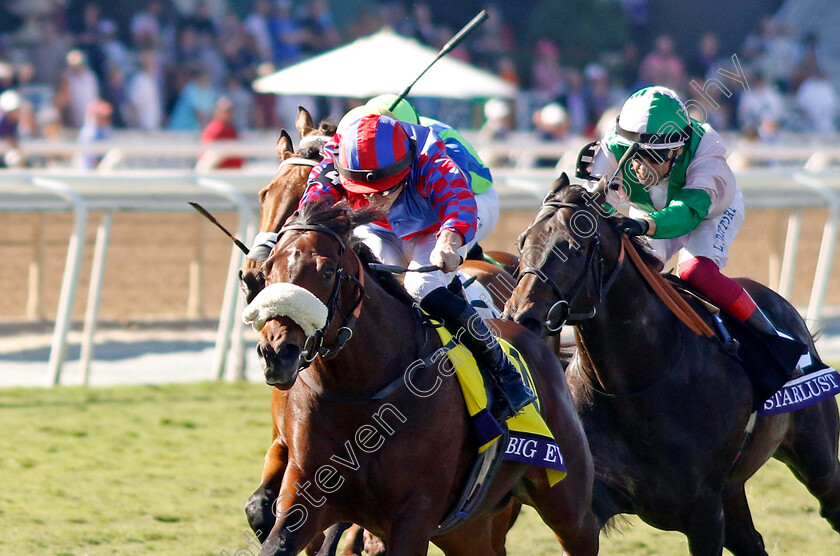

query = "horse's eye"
322;269;335;280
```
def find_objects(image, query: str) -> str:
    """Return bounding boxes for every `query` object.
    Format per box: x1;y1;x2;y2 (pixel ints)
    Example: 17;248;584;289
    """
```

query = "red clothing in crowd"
201;120;244;168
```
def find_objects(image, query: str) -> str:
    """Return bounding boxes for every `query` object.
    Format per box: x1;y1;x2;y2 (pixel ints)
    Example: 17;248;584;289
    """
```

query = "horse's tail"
592;479;630;535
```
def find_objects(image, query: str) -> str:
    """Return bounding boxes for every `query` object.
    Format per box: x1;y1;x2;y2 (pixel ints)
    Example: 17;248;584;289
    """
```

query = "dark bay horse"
244;201;599;555
506;175;840;554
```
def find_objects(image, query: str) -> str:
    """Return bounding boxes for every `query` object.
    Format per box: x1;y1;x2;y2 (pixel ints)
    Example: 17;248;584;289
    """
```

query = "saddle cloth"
431;324;567;486
665;275;840;414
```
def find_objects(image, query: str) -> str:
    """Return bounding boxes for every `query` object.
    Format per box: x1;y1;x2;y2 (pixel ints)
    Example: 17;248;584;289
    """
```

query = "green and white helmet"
366;94;420;125
615;86;692;152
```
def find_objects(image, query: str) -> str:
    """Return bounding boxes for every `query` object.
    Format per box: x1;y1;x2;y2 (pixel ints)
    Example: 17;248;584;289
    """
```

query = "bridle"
276;223;365;369
517;200;625;333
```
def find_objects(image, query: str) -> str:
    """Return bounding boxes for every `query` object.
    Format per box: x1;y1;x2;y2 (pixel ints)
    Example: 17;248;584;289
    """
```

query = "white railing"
3;165;840;385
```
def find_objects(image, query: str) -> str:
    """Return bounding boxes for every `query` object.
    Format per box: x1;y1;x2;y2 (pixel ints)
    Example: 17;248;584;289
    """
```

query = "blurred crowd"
0;0;838;169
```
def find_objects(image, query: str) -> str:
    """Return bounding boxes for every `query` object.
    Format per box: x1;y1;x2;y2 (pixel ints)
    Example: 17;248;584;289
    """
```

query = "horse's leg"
315;523;354;556
521;468;600;556
246;438;287;542
490;501;521;555
722;486;767;556
775;400;840;532
432;514;497;555
259;469;327;556
681;493;726;556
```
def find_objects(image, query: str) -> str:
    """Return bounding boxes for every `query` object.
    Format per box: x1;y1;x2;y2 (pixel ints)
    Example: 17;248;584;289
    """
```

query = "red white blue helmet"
335;114;414;194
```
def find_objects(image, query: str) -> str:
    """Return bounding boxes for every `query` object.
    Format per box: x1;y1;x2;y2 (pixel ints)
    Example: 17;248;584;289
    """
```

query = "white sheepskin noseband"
242;282;328;334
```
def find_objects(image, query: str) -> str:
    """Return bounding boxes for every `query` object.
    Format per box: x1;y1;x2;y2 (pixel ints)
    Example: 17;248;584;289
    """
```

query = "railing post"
80;212;113;385
778;209;802;301
195;177;252;380
30;176;88;386
792;173;839;328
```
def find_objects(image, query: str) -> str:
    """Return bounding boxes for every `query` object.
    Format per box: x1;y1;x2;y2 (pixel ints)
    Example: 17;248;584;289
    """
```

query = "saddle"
663;273;812;410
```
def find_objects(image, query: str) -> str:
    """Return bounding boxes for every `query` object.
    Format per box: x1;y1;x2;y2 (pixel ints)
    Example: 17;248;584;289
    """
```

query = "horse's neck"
575;254;683;391
315;277;430;397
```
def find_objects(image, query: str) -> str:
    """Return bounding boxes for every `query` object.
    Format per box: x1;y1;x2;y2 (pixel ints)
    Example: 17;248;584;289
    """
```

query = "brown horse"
245;200;599;555
239;107;335;304
506;175;840;554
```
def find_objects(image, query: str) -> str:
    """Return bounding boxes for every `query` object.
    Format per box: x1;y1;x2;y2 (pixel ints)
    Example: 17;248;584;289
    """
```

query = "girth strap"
622;235;716;339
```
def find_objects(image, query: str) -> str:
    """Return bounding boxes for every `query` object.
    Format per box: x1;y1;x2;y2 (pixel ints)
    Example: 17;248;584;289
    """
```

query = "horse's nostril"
257;342;275;359
278;343;301;363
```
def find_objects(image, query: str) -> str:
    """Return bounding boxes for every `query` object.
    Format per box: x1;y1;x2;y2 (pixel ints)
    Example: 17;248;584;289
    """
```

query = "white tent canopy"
252;29;518;99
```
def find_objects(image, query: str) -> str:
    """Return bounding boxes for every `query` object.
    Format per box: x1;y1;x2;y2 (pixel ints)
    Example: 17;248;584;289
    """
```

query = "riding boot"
736;294;808;377
744;305;782;336
420;286;536;421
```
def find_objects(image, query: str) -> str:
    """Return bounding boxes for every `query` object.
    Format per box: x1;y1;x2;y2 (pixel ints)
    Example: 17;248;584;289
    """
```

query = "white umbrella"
252;29;518;99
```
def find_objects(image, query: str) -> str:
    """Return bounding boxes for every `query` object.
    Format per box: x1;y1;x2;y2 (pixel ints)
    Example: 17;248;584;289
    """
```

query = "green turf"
2;382;838;555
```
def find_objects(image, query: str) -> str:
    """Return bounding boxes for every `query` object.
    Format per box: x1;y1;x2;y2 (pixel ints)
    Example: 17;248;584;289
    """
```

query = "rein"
518;201;625;332
621;235;716;339
277;223;366;367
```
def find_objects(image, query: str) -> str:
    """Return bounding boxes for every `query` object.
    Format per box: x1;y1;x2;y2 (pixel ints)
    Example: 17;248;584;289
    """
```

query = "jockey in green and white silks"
588;86;801;346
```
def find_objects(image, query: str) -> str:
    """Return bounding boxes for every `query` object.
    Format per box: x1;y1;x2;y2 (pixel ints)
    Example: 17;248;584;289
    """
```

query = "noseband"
277;223;365;368
518;201;624;332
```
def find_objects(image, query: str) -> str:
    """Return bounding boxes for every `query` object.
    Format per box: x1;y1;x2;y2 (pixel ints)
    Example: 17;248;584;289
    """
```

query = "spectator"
200;97;244;169
795;70;837;134
470;4;515;72
0;61;15;93
127;51;163;131
223;75;255;131
639;35;686;92
244;0;275;61
299;0;341;56
167;69;217;131
688;32;724;81
131;0;165;49
497;57;520;87
56;49;100;128
269;0;304;67
77;99;113;170
98;19;133;78
480;98;514;143
584;63;614;135
557;70;588;136
0;89;21;167
531;39;567;103
754;18;802;93
30;20;73;85
252;62;279;130
737;72;784;141
533;102;569;142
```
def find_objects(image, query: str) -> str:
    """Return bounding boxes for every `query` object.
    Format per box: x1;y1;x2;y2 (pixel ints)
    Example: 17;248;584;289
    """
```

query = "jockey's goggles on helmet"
635;147;680;164
362;180;405;200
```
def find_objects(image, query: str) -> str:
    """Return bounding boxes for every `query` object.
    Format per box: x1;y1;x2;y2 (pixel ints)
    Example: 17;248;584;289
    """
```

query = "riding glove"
614;215;650;236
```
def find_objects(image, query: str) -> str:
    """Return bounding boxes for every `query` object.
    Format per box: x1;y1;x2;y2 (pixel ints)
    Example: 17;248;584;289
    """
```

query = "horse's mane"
291;200;416;307
553;184;663;271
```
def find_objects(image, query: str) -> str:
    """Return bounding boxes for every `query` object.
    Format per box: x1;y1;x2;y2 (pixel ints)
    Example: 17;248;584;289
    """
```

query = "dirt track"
1;207;838;322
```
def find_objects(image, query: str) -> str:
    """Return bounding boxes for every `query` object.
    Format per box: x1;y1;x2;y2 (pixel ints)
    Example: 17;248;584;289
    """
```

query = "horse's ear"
295;106;315;138
276;130;294;157
550;172;570;195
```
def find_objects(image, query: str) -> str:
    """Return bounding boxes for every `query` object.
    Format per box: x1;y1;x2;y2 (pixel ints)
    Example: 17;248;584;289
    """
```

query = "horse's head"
242;201;373;388
239;107;336;303
506;173;637;337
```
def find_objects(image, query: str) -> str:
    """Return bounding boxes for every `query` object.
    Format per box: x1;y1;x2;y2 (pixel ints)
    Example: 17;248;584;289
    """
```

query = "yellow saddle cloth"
432;325;567;486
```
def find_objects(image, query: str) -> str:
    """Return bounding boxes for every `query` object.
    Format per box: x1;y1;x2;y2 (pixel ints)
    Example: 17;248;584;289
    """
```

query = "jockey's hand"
430;229;463;273
613;215;651;236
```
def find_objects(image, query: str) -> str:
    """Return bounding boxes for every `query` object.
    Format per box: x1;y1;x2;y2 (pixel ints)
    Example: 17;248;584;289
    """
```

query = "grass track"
1;382;838;555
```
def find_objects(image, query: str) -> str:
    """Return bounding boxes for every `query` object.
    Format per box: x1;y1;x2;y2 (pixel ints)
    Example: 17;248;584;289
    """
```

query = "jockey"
300;113;535;419
366;94;495;197
586;85;805;352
